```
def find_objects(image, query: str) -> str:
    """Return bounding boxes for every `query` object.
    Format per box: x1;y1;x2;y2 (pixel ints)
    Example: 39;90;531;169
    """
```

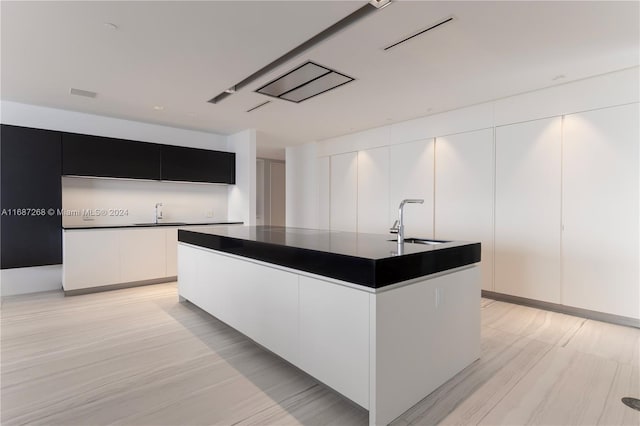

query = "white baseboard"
1;265;63;296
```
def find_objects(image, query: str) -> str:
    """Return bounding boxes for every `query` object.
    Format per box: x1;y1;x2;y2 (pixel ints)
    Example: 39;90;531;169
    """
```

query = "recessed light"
369;0;392;9
153;105;164;111
225;86;237;94
104;22;118;30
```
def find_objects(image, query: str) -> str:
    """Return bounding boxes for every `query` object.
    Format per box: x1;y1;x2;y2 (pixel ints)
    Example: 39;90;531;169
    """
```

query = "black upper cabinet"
62;133;161;180
1;125;62;269
161;145;235;184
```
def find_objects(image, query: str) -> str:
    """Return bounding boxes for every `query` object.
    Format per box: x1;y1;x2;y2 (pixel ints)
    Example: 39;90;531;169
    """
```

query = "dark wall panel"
1;125;62;268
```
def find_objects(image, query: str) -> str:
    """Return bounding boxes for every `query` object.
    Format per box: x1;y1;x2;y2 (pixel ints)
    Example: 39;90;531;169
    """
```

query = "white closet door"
330;152;358;232
389;139;434;239
358;147;390;234
495;117;562;303
317;156;331;230
435;129;494;291
562;103;639;319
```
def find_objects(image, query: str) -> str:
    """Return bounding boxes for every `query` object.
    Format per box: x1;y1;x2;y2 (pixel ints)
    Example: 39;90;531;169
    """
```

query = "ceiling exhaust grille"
384;16;454;51
246;101;271;112
256;61;354;103
69;88;97;98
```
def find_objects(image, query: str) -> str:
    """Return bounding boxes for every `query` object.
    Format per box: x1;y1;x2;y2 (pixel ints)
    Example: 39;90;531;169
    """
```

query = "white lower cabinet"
196;247;299;364
120;228;166;283
299;275;370;408
63;229;120;290
64;225;231;291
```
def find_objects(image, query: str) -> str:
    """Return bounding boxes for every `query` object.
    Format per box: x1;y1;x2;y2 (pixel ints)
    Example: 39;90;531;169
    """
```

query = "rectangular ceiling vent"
69;88;97;98
246;100;271;113
384;16;454;51
256;61;354;103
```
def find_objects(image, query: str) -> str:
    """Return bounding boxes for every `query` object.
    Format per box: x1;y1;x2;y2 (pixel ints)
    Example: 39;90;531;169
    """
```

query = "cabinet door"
63;230;120;290
330;152;358;232
562;104;639;319
435;130;494;291
358;147;389;234
62;133;161;180
195;250;299;364
119;228;167;283
165;228;179;277
495;117;562;303
1;125;62;269
389;139;434;239
160;145;235;184
299;276;370;408
317;157;330;230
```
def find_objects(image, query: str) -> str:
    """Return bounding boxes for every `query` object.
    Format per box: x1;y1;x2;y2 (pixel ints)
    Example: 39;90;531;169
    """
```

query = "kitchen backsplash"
61;177;229;226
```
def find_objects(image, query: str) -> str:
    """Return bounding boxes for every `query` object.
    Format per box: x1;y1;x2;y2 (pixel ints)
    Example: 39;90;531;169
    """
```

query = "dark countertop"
178;226;481;288
63;221;243;230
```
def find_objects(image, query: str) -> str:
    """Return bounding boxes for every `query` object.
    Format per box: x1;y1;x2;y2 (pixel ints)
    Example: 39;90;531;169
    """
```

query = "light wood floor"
1;283;638;426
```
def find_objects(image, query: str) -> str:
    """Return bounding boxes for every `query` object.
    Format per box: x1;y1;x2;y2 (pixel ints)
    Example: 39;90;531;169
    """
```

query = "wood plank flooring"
1;283;638;425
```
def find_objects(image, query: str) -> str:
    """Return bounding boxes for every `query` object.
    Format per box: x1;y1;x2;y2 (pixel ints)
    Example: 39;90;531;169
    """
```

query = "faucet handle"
389;220;399;233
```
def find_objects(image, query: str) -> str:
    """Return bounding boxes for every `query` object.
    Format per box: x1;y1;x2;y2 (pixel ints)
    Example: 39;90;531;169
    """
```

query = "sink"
388;238;445;245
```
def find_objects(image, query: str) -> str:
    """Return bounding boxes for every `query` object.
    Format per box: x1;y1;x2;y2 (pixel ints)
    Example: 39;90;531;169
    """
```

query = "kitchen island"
177;226;481;426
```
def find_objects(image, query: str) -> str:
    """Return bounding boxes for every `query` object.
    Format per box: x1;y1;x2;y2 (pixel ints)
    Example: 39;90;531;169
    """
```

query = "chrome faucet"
394;199;424;245
155;202;163;224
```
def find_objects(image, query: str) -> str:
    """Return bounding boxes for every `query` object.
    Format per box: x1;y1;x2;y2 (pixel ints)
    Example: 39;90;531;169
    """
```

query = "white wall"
61;177;229;227
285;142;318;228
227;129;256;226
286;67;640;320
0;100;228;150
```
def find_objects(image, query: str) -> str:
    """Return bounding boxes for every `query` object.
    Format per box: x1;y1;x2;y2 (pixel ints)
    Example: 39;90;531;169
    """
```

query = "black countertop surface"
179;226;481;288
63;221;243;230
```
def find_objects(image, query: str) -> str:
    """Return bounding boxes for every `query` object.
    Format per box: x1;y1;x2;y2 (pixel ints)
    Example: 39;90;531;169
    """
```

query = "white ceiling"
2;1;639;158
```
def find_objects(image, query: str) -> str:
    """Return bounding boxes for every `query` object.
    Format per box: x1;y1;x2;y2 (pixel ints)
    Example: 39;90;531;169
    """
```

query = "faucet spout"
397;198;424;246
155;203;163;224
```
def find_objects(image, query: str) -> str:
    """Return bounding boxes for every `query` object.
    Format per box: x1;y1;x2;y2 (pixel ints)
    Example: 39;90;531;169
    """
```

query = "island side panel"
369;266;481;426
299;275;370;409
177;244;300;366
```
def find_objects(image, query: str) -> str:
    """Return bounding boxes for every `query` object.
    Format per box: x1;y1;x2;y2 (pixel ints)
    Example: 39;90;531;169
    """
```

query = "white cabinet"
200;249;300;364
389;139;434;238
120;228;166;283
165;228;179;277
562;103;639;319
317;156;331;230
495;117;562;303
299;276;370;408
357;147;390;234
435;130;494;291
330;152;358;232
63;229;120;291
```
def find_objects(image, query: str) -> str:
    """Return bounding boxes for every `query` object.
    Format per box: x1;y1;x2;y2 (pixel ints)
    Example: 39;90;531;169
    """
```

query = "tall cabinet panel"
317;157;331;230
357;147;390;234
389;139;434;238
435;129;494;291
330;152;358;232
495;117;562;303
562;103;639;319
1;125;62;269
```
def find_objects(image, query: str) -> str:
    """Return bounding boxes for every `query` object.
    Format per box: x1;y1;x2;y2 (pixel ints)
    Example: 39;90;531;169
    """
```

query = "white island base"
178;243;480;425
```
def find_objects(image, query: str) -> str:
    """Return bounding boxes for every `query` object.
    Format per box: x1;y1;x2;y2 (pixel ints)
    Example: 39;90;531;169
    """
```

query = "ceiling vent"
256;61;354;103
246;101;271;112
69;88;97;98
384;16;454;51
